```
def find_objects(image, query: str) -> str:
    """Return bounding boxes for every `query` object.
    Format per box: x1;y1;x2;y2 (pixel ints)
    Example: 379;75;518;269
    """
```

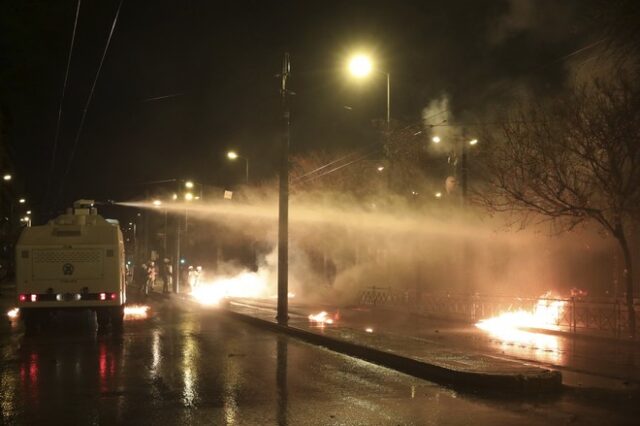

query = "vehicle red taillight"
30;294;37;302
99;293;106;301
110;293;117;300
19;294;26;302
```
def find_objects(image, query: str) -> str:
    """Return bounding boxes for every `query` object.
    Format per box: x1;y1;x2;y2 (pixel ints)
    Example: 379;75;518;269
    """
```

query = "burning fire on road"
475;294;566;353
124;305;150;320
191;271;269;306
308;311;335;326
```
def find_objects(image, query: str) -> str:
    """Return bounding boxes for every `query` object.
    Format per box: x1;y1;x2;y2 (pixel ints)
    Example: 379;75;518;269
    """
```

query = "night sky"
1;0;596;218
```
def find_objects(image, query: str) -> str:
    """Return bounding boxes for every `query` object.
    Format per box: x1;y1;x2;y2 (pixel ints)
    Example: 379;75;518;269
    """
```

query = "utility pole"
460;129;469;204
384;72;392;193
386;72;390;131
277;52;291;324
174;217;180;294
461;143;468;203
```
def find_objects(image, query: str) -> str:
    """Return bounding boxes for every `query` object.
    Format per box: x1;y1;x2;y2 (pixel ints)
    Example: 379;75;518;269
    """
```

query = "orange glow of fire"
308;311;335;326
124;305;150;319
191;271;269;306
475;295;565;352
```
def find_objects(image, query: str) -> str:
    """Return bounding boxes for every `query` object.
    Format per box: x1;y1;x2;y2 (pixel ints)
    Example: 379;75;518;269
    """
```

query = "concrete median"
221;302;562;395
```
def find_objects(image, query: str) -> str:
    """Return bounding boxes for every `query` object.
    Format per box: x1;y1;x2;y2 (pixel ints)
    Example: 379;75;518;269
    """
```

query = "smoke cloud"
120;184;615;306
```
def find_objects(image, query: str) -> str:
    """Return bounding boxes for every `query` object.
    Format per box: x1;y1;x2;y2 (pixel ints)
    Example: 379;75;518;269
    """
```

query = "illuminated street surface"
229;299;640;389
0;297;637;425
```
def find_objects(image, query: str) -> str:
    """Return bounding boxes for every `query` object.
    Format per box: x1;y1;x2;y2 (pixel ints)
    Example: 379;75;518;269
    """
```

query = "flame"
124;305;150;319
475;294;565;352
191;271;268;306
7;308;19;319
308;311;335;326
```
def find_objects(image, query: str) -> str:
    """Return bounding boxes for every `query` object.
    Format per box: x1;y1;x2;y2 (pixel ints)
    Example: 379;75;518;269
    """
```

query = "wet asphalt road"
1;295;639;425
237;299;640;388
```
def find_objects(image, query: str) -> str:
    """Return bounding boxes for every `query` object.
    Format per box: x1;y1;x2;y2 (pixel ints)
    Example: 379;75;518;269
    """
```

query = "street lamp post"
227;151;249;184
348;54;392;191
175;190;194;294
431;134;479;201
277;52;291;325
348;54;390;129
460;137;478;202
386;72;390;130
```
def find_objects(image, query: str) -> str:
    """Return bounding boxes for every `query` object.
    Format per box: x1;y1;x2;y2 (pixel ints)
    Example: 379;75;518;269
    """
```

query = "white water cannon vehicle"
15;200;126;333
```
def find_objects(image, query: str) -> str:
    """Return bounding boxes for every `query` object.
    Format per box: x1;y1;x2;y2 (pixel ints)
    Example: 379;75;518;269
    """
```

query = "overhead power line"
292;147;372;182
293;147;381;186
140;92;186;103
312;42;606;188
47;0;82;194
61;0;125;189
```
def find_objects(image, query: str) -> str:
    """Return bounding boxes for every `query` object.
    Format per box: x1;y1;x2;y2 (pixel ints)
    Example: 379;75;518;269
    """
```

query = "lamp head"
348;54;373;78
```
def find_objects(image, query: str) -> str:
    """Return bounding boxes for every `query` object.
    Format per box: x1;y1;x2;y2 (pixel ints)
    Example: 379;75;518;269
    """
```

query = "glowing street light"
152;199;162;207
469;139;478;146
377;165;385;172
348;54;373;78
3;174;11;181
432;136;441;143
435;192;442;198
226;151;249;184
184;192;194;201
185;181;194;189
26;210;32;215
347;53;390;128
18;198;26;204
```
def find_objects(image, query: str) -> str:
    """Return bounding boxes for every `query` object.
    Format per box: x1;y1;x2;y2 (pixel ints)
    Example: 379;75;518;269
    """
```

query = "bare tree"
480;76;640;337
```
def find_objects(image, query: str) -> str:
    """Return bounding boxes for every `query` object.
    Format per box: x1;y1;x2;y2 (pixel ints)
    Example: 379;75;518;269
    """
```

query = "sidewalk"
222;300;562;395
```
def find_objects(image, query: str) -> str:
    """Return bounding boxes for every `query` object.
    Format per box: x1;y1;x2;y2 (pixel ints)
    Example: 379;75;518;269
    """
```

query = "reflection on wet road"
1;298;639;425
237;299;640;387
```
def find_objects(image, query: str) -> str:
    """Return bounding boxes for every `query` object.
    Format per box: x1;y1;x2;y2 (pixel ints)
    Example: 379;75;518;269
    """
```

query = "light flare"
7;308;19;319
124;304;150;319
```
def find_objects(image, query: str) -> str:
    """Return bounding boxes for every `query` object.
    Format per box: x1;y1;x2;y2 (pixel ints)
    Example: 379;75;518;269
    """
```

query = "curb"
222;307;562;395
521;326;640;347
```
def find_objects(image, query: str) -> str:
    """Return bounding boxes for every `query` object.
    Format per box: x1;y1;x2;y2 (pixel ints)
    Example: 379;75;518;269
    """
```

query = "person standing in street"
145;261;156;295
162;258;173;294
